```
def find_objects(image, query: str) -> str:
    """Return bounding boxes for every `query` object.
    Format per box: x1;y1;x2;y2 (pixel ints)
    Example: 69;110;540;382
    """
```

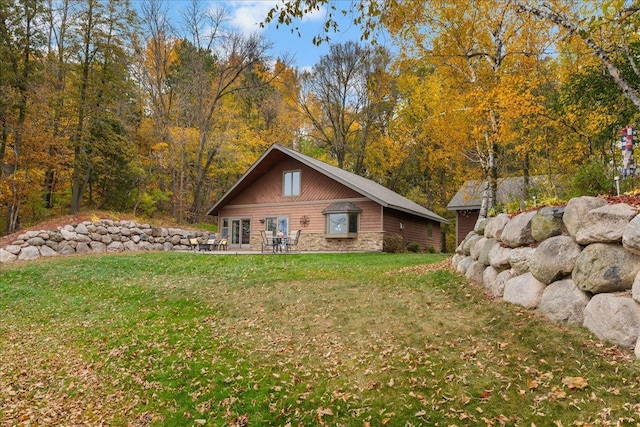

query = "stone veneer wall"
0;219;212;263
250;232;383;252
453;195;640;358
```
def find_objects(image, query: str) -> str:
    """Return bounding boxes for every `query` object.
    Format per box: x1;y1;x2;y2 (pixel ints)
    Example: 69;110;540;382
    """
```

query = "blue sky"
159;0;366;71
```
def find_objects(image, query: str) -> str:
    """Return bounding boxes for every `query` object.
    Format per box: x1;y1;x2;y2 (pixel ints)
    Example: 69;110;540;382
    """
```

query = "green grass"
1;252;639;426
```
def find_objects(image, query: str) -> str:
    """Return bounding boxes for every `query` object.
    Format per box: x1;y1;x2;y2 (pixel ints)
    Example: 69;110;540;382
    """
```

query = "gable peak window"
283;170;301;197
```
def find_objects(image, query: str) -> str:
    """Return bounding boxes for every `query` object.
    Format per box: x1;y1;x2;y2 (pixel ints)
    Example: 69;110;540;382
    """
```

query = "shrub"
426;245;436;254
568;159;612;197
406;242;421;253
383;233;404;253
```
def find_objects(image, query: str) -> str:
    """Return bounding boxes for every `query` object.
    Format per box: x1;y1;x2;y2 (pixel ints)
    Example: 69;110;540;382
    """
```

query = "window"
322;201;362;238
283;170;301;197
265;216;289;236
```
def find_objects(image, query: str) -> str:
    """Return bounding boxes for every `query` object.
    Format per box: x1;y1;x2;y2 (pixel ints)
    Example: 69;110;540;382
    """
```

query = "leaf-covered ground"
1;252;639;426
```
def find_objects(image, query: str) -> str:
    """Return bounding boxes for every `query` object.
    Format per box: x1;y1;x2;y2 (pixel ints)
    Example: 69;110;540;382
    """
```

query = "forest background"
1;0;639;248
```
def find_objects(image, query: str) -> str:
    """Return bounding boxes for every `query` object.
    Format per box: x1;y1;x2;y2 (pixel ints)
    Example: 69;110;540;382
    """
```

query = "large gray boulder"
470;236;487;260
538;279;590;325
583;293;640;348
488;244;511;270
509;246;535;275
632;271;640;304
465;260;486;284
531;206;566;242
0;248;17;263
456;256;473;275
484;214;511;240
503;272;546;309
573;243;640;293
501;211;537;248
474;217;490;235
563;196;608;238
575;203;637;245
478;238;498;266
529;236;582;285
18;246;40;261
482;266;500;290
489;269;517;298
622;214;640;255
38;245;58;257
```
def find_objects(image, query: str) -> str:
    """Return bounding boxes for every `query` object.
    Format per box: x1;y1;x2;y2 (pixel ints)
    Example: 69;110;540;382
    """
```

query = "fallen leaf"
562;376;588;390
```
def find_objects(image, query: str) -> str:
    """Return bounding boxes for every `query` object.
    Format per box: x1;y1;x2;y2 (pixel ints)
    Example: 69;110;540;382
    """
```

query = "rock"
4;245;21;255
89;233;103;241
482;266;500;290
456;256;473;275
102;235;113;245
634;272;640;304
635;338;640;359
45;241;58;251
123;241;138;251
500;211;537;248
489;269;517;298
503;272;546;309
18;246;40;261
575;203;638;244
90;241;107;253
573;243;640;293
509;246;535;275
120;227;132;236
583;293;640;348
563;196;608;238
48;231;63;242
478;238;498;266
95;226;108;235
0;249;17;263
170;235;182;245
484;214;510;240
57;241;76;255
139;241;154;251
463;232;483;257
538;279;590;325
488;244;511;270
151;227;164;237
465;260;485;284
39;245;58;257
163;242;174;251
60;228;77;240
474;217;490;235
470;237;486;261
622;215;640;255
529;236;582;285
531;206;566;242
107;241;124;252
75;223;89;235
107;226;120;234
76;242;90;254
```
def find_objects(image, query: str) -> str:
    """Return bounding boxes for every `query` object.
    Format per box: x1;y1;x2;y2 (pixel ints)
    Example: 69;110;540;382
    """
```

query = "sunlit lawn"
1;251;639;426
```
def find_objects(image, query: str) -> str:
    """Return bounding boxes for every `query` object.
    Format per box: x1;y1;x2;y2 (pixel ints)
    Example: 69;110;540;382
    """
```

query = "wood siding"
383;208;442;252
456;210;479;246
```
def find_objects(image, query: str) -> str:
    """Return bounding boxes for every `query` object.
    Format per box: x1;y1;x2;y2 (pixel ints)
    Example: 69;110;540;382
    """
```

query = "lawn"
1;252;639;426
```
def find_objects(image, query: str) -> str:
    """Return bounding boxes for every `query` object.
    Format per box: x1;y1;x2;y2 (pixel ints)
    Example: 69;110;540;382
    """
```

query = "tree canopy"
1;0;638;234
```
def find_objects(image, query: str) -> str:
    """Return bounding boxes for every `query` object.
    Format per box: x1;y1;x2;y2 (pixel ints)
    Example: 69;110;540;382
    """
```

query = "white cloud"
226;1;327;34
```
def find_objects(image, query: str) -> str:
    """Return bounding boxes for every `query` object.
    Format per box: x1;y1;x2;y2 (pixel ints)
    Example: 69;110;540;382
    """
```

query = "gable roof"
207;144;448;224
447;175;550;211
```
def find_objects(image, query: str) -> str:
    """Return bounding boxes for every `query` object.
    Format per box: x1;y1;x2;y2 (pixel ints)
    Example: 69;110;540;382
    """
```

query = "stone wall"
0;219;212;263
452;196;640;357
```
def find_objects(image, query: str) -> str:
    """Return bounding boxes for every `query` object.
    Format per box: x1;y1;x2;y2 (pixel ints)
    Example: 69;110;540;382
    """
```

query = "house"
206;144;449;252
447;176;550;246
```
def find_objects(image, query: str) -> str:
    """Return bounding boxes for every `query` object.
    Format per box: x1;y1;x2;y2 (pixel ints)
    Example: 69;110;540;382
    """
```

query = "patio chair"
286;230;301;252
216;237;229;251
188;236;199;251
260;230;275;253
